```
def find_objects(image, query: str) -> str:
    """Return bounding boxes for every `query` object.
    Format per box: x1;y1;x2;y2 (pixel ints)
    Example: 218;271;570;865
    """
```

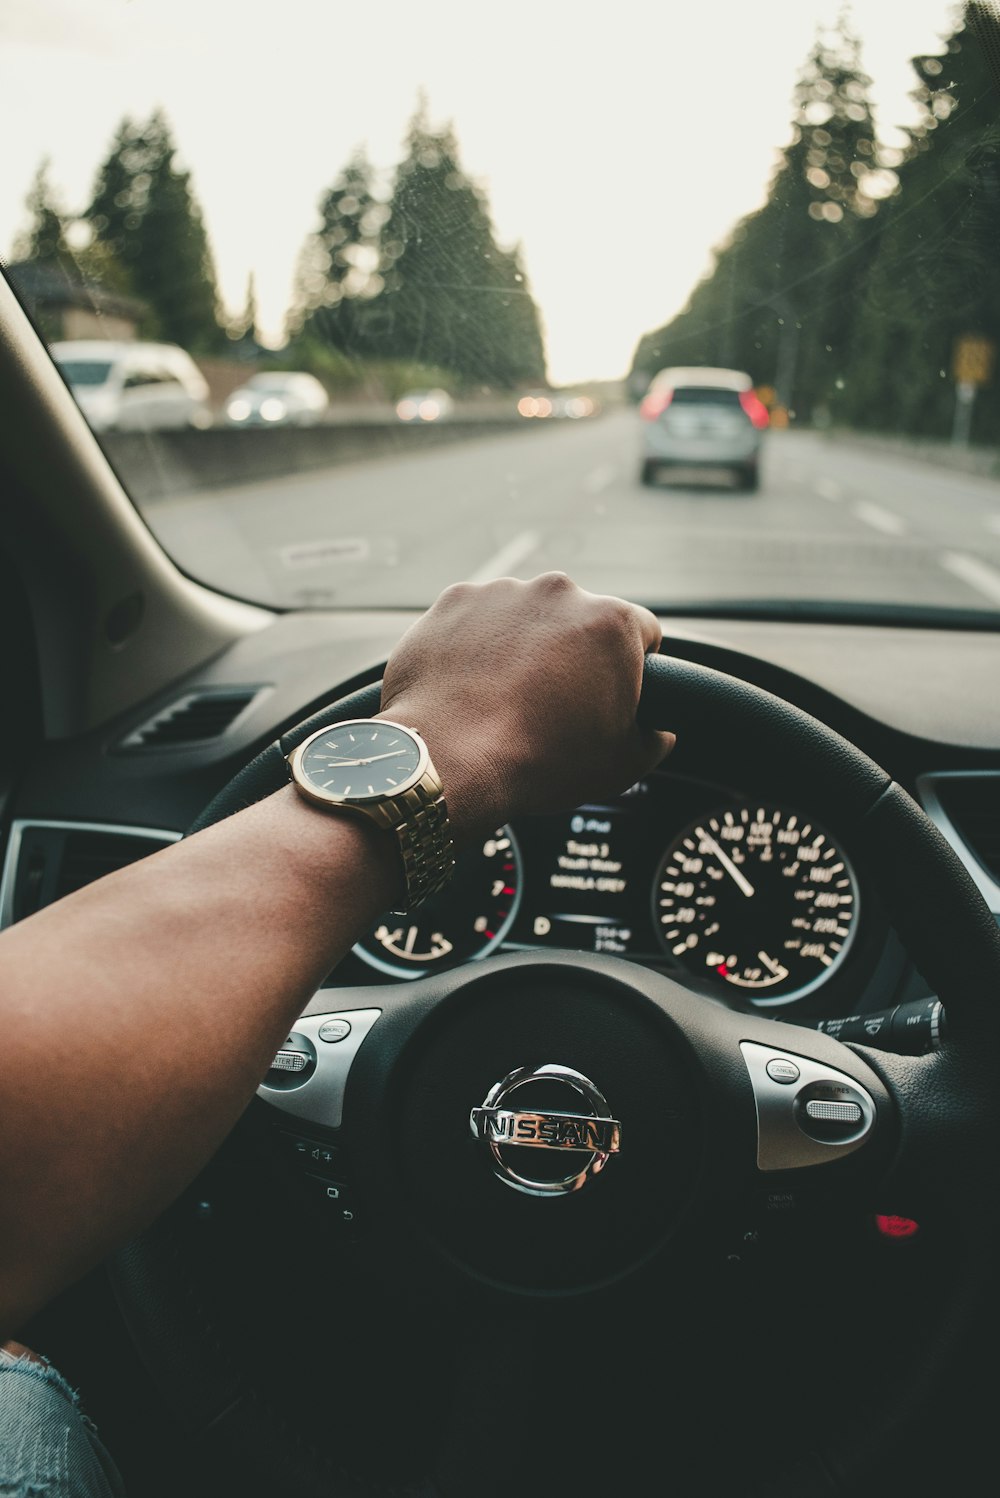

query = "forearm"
0;786;398;1333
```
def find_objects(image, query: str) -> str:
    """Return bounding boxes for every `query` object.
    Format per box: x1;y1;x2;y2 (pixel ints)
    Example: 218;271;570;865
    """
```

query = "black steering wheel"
111;653;1000;1498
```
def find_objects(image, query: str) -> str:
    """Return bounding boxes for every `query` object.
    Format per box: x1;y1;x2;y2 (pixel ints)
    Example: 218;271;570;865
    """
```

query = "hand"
378;573;676;842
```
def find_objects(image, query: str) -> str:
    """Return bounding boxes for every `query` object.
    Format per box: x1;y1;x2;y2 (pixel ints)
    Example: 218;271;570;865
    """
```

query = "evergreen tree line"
630;2;1000;444
13;102;547;391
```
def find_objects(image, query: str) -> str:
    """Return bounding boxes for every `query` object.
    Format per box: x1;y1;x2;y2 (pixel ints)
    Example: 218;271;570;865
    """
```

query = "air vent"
0;821;180;928
117;688;261;751
932;774;1000;882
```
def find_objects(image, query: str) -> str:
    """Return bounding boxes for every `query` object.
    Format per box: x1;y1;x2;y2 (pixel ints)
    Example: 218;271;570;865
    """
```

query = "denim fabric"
0;1351;125;1497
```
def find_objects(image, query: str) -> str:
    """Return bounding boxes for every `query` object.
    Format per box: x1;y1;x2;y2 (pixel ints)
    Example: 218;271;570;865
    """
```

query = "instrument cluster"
340;771;867;1011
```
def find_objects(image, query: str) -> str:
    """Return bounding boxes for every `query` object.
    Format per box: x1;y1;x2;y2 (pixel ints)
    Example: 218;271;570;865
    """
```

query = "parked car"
639;365;769;490
224;371;329;427
395;387;454;422
51;340;211;432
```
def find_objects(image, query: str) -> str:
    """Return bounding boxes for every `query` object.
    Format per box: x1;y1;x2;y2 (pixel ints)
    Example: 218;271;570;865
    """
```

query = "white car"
639;366;769;490
51;340;211;433
224;371;329;427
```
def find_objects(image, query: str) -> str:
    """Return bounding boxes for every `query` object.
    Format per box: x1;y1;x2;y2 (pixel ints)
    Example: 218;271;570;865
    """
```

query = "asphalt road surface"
142;409;1000;616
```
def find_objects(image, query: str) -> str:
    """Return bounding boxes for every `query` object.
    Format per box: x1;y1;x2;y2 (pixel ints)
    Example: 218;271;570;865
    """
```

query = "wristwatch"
286;718;455;910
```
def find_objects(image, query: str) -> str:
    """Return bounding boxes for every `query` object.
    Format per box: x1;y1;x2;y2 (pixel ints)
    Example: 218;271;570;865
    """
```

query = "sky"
0;0;962;384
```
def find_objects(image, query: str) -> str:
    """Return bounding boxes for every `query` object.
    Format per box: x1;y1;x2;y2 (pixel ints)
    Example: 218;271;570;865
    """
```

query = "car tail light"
640;389;672;420
739;390;770;429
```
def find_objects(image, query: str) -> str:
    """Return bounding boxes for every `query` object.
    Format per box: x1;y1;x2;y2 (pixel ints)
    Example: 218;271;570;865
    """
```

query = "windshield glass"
3;0;1000;620
56;359;113;387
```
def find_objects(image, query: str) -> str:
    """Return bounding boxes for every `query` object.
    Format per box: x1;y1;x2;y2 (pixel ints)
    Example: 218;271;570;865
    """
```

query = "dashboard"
1;608;999;1042
339;771;868;1016
3;610;1000;1038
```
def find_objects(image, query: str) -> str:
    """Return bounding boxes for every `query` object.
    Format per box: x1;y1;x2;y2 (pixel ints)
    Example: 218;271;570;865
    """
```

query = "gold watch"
286;718;454;909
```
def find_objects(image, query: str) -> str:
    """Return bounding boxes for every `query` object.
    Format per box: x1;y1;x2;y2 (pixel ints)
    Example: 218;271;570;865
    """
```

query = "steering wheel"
111;654;1000;1498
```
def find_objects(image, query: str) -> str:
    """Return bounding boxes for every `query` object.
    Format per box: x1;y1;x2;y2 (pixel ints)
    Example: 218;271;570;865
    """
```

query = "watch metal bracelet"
390;780;455;909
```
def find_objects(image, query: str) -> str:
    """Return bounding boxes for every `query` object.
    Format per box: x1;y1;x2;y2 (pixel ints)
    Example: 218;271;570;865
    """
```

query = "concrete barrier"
103;415;540;502
821;427;1000;480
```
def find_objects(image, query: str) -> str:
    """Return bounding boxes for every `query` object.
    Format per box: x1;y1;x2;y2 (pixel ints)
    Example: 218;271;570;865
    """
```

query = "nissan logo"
470;1063;621;1197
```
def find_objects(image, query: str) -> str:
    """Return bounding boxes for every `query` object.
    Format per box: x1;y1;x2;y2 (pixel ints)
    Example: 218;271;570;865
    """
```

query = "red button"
874;1214;920;1240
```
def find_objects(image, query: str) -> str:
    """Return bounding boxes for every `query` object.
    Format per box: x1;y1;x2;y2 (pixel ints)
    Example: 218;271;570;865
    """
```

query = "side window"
123;367;161;389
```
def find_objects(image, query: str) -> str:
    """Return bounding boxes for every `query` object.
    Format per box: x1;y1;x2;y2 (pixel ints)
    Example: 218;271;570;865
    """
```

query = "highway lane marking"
584;463;617;493
280;537;370;567
468;529;541;583
940;551;1000;606
814;478;842;501
853;501;906;536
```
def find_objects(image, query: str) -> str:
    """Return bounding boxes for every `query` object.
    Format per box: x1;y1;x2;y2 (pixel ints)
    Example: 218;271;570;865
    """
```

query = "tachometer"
653;805;858;1004
354;827;522;978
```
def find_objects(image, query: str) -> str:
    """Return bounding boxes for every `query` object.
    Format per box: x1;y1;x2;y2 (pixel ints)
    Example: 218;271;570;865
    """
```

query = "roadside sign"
952;334;995;386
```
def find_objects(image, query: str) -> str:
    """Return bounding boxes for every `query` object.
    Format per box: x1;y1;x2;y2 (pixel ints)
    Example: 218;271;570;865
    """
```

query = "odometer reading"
653;805;858;1004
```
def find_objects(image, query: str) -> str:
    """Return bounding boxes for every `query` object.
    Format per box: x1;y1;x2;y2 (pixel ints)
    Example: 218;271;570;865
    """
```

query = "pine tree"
86;111;223;352
13;159;67;264
839;1;1000;439
288;149;385;351
373;104;546;386
630;14;885;418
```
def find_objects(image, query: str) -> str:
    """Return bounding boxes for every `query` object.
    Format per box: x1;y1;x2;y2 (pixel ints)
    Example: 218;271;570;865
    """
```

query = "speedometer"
653;804;858;1004
354;826;522;978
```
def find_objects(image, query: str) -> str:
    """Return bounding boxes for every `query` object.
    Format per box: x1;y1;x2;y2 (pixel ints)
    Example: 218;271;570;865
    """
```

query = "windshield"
3;0;1000;620
56;359;113;387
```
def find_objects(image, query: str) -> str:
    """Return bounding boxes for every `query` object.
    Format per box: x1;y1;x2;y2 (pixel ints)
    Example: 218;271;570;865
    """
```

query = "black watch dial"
298;722;421;800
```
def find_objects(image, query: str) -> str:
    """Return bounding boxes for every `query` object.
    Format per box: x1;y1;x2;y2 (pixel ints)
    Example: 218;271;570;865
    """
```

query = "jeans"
0;1349;125;1497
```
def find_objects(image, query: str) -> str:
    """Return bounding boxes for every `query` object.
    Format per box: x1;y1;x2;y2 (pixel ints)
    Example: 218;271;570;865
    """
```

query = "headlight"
260;398;286;422
227;398;251;421
396;399;417;420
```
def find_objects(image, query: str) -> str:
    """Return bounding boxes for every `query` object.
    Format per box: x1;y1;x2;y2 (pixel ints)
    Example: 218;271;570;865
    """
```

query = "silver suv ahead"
639;366;769;491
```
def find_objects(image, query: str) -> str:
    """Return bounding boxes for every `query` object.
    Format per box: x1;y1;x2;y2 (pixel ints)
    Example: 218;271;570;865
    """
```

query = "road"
142;410;1000;615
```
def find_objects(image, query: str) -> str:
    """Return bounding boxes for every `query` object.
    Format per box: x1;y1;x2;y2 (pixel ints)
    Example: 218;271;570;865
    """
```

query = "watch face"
296;721;422;802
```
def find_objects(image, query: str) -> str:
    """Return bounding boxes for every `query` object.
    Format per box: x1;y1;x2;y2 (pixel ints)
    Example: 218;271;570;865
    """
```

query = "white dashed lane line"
814;477;842;501
853;501;906;536
940;551;1000;607
467;529;542;583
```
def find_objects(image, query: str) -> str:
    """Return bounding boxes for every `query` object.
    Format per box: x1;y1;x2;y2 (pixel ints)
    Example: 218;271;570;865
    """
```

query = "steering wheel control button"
470;1063;621;1197
257;1008;382;1128
270;1050;309;1073
276;1132;343;1177
318;1017;352;1043
804;1098;862;1125
263;1032;316;1090
740;1041;877;1170
304;1174;358;1225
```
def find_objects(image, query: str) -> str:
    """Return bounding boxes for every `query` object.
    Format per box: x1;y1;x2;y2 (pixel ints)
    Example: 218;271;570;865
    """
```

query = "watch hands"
318;749;409;767
699;832;756;898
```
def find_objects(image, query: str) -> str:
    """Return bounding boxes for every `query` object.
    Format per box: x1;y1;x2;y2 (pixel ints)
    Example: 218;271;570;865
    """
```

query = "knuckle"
534;570;574;593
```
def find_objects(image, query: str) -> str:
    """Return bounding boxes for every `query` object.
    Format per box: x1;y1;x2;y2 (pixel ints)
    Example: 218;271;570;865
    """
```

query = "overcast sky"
0;0;961;383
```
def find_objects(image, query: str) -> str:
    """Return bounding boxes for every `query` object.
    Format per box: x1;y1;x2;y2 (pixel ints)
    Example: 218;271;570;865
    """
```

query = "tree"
287;148;386;351
630;14;886;419
371;103;546;386
837;1;1000;440
86;111;223;352
13;159;68;265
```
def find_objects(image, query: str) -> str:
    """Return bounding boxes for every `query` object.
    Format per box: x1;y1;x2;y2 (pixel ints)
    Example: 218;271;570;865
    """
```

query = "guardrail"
103;414;542;503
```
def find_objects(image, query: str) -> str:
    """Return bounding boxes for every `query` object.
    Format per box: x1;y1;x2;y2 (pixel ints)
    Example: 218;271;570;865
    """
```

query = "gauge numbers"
354;827;522;979
654;805;858;1005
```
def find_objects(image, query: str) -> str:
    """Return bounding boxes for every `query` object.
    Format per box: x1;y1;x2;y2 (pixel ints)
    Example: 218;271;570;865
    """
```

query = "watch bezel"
287;719;430;810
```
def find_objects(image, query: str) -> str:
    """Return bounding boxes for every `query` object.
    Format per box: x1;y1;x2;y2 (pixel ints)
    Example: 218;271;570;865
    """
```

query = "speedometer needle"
700;832;756;898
